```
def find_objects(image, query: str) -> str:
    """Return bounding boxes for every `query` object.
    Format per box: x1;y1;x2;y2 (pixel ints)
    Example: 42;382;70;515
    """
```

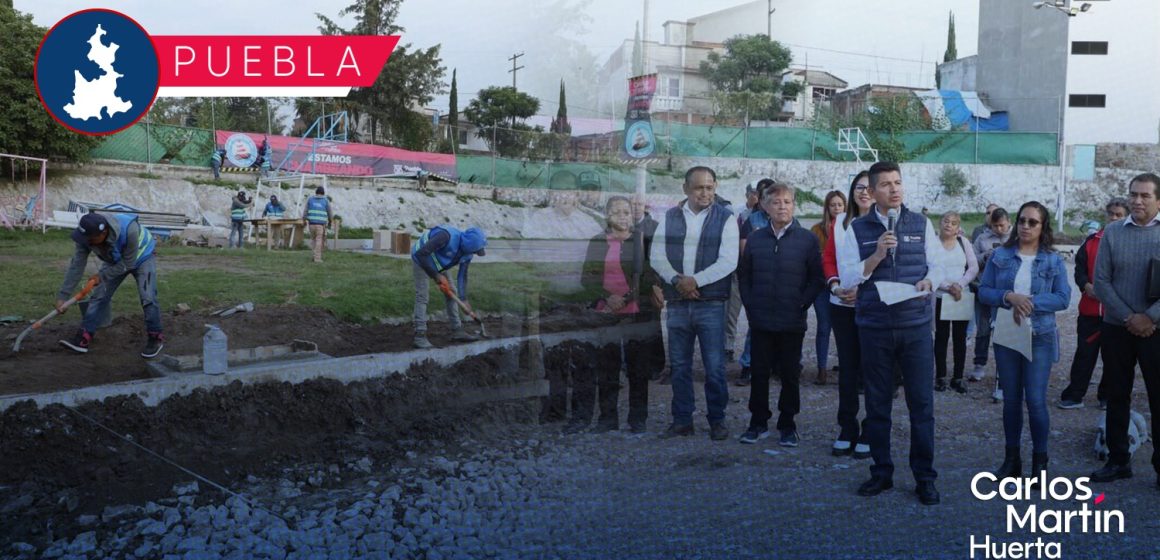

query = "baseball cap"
72;213;109;244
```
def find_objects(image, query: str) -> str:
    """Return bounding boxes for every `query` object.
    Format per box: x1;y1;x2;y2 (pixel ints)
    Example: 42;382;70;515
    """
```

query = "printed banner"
216;131;457;179
622;74;657;159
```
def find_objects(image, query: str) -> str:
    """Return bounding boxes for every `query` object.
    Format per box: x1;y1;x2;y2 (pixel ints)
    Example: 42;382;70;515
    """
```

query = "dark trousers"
934;299;968;381
859;323;936;482
1100;323;1160;472
831;305;866;443
748;329;804;432
569;320;663;428
973;301;992;367
1060;315;1109;403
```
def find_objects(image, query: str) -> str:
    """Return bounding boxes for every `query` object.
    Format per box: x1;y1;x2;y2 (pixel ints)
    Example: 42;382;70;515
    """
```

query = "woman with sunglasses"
822;171;873;457
978;201;1071;480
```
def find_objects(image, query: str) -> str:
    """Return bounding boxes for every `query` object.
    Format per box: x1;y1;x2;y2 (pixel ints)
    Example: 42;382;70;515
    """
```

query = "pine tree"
551;79;571;134
449;69;458;132
944;12;957;62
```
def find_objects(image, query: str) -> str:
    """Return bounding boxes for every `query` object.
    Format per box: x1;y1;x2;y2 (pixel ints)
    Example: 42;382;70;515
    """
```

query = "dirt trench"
0;339;620;550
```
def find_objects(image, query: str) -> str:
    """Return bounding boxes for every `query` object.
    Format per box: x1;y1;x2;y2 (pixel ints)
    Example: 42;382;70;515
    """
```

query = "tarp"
215;130;458;179
917;90;1006;131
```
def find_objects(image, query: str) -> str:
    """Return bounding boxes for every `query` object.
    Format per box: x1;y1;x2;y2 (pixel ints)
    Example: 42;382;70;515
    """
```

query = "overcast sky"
18;0;980;120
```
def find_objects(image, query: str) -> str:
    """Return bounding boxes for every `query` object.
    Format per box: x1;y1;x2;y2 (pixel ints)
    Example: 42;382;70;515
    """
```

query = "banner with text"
216;131;457;179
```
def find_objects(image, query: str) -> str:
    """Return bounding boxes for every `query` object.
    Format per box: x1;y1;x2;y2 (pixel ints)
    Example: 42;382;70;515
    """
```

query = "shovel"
440;282;488;338
213;302;255;317
13;276;99;353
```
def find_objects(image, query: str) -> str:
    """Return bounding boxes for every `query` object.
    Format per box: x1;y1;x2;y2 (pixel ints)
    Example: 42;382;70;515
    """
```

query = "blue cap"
460;227;487;256
72;213;109;244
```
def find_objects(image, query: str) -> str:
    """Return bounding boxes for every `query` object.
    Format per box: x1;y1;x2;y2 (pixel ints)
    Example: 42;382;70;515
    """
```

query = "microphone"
886;208;898;257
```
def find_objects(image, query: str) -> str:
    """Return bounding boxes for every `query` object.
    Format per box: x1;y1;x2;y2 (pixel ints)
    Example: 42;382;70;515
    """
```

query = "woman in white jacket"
823;171;873;458
933;211;979;393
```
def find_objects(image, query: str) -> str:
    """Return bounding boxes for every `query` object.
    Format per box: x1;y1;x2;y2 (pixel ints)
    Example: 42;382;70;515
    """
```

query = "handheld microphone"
886;208;898;257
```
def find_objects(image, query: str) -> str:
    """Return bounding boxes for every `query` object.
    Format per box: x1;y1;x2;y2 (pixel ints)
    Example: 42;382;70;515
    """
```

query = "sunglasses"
853;185;869;191
1018;218;1042;227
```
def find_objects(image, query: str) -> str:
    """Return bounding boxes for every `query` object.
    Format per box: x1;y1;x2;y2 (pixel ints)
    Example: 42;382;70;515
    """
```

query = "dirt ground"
0;304;616;396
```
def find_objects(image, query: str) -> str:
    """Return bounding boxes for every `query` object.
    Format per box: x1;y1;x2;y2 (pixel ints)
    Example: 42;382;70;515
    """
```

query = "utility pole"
767;0;776;40
508;52;525;90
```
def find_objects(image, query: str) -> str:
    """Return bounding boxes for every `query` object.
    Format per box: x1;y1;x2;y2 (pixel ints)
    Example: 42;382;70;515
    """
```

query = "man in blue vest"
411;225;488;349
57;212;164;358
649;166;739;441
263;195;287;249
839;161;945;505
210;146;224;179
303;187;333;263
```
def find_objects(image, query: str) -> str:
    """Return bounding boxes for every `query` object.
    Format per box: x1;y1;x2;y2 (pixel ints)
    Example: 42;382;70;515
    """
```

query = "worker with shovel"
411;225;488;349
57;213;164;358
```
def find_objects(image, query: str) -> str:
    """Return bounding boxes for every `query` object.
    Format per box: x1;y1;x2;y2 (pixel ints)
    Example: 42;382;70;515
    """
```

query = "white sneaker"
832;440;852;456
968;366;985;382
853;443;871;459
992;383;1004;403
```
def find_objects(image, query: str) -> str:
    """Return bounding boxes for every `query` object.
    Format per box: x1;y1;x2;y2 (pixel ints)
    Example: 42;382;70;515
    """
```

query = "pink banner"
216;131;457;179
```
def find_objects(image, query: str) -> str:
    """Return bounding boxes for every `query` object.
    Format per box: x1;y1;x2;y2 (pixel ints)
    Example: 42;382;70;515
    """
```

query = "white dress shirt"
650;202;740;289
838;206;945;291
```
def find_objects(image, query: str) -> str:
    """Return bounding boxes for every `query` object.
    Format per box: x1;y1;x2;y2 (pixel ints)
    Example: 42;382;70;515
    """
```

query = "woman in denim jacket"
978;201;1071;481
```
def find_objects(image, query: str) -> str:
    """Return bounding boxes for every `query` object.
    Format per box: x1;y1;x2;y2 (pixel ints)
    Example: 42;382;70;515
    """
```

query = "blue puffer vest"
851;205;931;329
662;202;733;301
411;225;471;272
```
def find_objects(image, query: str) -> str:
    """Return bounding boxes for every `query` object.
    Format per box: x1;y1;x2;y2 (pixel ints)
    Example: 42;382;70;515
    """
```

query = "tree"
464;86;540;157
311;0;445;148
631;22;643;77
812;95;950;163
0;7;101;163
937;11;957;88
448;69;458;133
699;34;803;122
550;80;571;135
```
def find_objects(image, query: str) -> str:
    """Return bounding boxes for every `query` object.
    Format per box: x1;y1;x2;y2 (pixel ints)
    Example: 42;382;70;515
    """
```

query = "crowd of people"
562;161;1160;506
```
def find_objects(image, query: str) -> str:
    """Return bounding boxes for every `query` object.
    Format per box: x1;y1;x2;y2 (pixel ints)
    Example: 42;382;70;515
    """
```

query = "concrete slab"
0;324;652;412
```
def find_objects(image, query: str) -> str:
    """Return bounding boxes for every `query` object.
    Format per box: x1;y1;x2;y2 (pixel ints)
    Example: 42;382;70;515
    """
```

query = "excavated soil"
0;304;617;396
0;340;613;549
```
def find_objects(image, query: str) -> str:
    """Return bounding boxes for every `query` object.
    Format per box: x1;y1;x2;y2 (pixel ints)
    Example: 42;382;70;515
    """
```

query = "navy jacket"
738;219;824;333
851;205;932;329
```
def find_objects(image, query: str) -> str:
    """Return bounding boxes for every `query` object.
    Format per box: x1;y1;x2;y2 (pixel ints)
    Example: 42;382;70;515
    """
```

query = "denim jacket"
977;245;1071;335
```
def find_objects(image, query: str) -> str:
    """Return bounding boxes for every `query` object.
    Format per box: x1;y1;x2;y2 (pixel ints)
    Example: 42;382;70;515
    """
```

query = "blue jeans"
994;331;1057;454
83;257;162;335
859;323;936;482
229;220;246;248
813;292;832;370
666;299;729;425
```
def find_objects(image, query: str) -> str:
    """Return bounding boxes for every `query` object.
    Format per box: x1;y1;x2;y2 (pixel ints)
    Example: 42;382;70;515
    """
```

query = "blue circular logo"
624;121;656;158
35;9;159;136
224;134;259;167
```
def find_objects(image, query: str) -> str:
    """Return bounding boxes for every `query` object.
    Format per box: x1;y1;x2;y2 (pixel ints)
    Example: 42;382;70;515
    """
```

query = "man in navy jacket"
737;183;823;447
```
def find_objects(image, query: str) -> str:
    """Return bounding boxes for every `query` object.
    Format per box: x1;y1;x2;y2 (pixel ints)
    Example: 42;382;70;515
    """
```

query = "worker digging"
410;224;488;349
54;212;165;358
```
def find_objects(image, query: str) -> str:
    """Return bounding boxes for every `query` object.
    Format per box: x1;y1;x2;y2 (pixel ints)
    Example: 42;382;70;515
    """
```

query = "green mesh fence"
91;123;214;166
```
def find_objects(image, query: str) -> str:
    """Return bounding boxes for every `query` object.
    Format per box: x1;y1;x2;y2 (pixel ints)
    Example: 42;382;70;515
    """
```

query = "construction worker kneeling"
57;213;165;358
411;225;487;349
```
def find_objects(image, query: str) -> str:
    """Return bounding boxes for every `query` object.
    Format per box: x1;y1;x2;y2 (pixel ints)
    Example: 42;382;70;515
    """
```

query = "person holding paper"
934;212;979;393
1089;173;1160;486
977;201;1071;482
840;161;945;506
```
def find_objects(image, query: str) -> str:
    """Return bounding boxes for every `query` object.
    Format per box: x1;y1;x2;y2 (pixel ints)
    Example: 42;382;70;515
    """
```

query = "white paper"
875;281;929;306
939;292;975;321
994;308;1033;361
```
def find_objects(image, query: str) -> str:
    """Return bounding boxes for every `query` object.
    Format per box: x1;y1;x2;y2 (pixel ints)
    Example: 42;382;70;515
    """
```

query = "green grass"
0;229;590;324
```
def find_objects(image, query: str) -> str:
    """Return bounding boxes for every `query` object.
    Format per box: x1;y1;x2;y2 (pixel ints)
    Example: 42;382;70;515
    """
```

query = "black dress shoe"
1090;462;1133;482
857;476;893;496
916;481;941;505
658;423;695;439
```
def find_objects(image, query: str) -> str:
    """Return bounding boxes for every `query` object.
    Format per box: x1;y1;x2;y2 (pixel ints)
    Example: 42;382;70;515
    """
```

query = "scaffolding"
275;111;350;176
0;154;48;233
837;128;879;164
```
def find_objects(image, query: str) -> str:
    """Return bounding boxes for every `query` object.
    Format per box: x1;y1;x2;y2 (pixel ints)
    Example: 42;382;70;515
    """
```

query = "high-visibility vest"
411;225;469;273
306;196;330;225
265;203;284;218
231;202;248;221
111;214;155;267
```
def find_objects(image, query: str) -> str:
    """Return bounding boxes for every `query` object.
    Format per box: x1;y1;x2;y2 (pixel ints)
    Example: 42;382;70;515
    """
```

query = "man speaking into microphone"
839;161;946;505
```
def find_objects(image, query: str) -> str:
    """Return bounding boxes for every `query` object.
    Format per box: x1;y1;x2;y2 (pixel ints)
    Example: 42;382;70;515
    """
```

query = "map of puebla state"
62;24;132;121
